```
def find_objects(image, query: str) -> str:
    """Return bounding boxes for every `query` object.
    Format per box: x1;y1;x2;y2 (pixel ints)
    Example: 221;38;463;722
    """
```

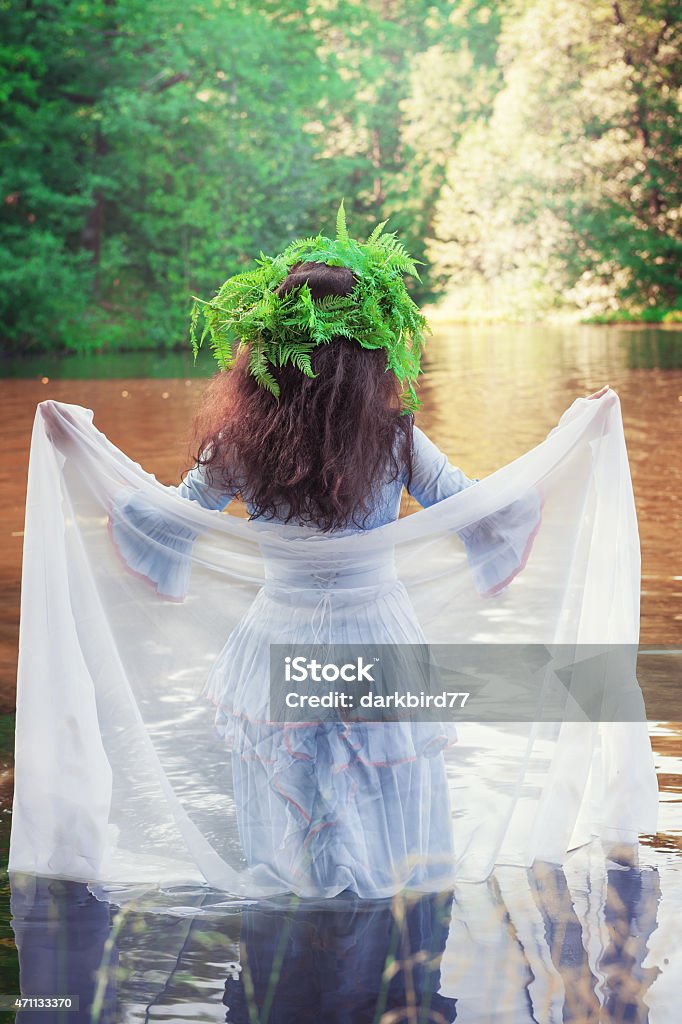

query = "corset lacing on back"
260;544;399;644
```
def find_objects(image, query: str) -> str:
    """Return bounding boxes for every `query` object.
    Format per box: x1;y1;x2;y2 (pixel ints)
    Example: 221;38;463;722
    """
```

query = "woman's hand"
39;400;79;453
586;385;610;400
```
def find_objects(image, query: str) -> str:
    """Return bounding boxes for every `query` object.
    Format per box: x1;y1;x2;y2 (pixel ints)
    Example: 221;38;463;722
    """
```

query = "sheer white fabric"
8;392;658;901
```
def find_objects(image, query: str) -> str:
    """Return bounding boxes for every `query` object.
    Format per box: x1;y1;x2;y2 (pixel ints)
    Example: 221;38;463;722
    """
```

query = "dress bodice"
109;423;542;601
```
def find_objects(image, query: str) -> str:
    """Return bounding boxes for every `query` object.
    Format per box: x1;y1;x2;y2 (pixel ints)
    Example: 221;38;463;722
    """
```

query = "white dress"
172;428;493;897
8;395;659;901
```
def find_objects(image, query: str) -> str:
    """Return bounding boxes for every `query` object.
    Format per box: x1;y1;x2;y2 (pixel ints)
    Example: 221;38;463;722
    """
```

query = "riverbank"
422;305;682;327
3;308;682;367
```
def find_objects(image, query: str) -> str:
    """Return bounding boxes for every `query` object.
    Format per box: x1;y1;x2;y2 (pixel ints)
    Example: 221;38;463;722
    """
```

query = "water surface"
1;324;681;1021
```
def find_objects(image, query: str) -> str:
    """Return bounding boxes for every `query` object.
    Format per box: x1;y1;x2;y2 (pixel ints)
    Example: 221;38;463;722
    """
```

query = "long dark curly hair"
186;261;414;531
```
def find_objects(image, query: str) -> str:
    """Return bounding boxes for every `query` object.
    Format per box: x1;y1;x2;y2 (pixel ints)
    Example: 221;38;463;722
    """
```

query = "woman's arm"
406;425;542;597
174;460;237;511
405;426;479;507
108;457;238;601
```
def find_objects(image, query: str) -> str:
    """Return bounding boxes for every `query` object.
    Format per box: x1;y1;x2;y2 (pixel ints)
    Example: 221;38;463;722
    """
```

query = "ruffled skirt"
204;577;457;898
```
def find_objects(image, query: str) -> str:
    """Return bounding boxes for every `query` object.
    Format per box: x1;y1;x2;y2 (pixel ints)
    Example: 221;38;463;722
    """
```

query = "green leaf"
335;199;349;246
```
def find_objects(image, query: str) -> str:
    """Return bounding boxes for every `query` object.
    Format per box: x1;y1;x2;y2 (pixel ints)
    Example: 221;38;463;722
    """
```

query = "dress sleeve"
405;426;480;506
407;426;543;597
174;461;237;511
107;461;237;601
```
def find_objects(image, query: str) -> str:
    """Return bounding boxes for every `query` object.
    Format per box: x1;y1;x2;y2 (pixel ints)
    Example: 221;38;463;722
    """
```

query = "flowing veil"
8;391;658;903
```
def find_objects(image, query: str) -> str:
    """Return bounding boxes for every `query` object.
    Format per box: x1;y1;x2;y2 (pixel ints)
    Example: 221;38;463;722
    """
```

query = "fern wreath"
190;201;429;412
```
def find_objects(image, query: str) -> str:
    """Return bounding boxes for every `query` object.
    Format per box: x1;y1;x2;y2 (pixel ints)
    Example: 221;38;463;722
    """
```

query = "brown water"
1;324;682;1020
2;324;680;704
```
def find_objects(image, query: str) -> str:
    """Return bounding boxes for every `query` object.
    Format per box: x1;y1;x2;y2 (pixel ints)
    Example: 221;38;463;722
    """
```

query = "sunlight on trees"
1;0;679;353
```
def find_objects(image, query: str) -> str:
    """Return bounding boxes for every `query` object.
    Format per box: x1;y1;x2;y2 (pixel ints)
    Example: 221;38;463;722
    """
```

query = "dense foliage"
1;0;679;355
428;0;682;321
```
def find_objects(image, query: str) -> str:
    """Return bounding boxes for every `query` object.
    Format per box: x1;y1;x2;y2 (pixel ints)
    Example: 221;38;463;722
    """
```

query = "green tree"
0;0;99;350
3;0;678;350
297;0;504;299
428;0;682;318
388;1;506;300
0;0;332;354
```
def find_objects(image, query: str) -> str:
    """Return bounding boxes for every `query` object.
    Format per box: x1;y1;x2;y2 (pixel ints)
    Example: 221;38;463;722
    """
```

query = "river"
0;323;680;1021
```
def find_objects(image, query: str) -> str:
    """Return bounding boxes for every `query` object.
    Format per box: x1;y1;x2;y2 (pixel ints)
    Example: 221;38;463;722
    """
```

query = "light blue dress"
108;427;541;897
175;427;477;895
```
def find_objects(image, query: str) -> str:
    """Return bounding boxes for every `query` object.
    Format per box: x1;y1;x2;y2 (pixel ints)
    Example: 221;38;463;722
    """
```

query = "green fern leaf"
367;219;389;244
335;199;349;246
249;346;279;397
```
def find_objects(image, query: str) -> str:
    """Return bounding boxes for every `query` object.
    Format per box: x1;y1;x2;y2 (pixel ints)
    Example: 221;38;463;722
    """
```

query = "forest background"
1;0;680;357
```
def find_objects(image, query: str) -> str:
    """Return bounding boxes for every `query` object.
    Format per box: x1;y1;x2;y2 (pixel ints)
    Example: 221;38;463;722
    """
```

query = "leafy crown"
190;200;429;411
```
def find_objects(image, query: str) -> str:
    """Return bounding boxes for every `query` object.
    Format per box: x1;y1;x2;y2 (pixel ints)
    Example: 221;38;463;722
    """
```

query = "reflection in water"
8;856;662;1024
9;876;117;1024
223;892;456;1023
530;863;601;1022
599;867;661;1024
527;862;661;1024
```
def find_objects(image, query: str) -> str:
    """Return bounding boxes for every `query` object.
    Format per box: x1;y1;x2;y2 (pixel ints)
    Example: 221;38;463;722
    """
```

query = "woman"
170;259;488;898
12;206;653;902
115;217;597;897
